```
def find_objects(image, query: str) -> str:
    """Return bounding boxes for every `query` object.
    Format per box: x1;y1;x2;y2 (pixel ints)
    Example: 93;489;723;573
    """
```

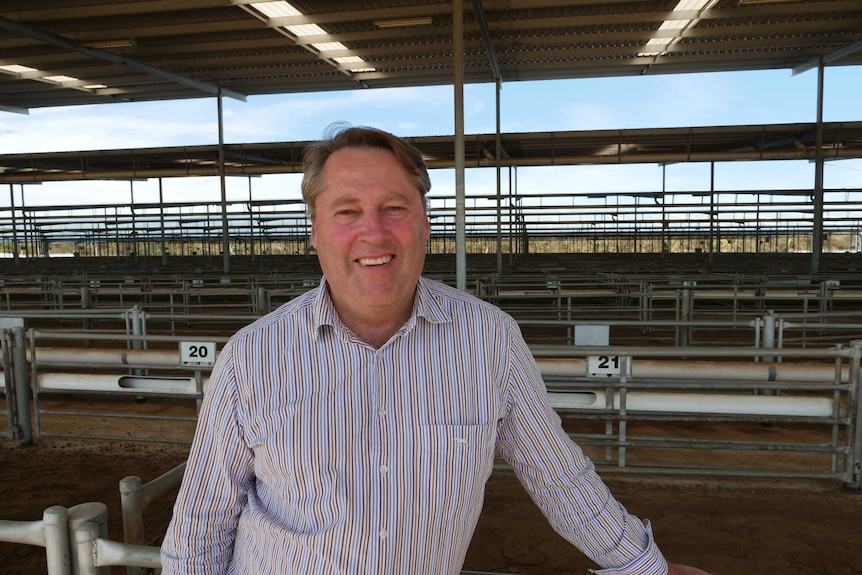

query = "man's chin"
353;285;412;307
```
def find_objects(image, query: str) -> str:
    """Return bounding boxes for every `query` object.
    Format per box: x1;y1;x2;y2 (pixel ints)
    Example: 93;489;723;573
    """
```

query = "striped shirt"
160;277;668;575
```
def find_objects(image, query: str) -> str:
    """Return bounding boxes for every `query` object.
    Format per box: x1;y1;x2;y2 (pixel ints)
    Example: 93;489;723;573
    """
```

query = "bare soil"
2;397;862;575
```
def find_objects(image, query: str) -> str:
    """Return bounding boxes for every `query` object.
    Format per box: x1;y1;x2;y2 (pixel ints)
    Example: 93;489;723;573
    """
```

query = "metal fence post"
68;502;109;575
255;285;269;316
845;340;862;491
677;280;695;347
762;310;776;359
119;476;147;575
43;505;71;575
73;522;100;575
2;329;18;438
12;326;32;445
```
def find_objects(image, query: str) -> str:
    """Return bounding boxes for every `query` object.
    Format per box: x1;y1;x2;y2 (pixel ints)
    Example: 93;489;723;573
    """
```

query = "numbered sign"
587;355;622;378
179;341;217;367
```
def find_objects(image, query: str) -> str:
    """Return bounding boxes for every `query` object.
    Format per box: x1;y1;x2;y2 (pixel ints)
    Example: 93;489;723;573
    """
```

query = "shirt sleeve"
160;339;254;574
494;320;668;575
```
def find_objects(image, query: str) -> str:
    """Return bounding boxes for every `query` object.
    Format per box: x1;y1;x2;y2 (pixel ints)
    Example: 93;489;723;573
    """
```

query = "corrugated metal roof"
1;0;860;112
2;121;860;182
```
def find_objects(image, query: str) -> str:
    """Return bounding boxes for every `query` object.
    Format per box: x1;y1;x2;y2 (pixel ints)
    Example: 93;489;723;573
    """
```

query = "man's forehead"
320;187;416;205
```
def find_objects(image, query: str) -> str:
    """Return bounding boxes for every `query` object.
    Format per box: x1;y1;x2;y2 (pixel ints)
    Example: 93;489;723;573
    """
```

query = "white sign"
586;355;622;378
179;341;217;366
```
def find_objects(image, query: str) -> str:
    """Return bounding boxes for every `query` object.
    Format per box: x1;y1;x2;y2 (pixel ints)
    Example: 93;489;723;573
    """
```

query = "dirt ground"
2;397;862;575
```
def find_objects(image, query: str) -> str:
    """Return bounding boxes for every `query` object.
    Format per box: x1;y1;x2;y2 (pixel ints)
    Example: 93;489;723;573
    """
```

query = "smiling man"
307;142;430;348
160;125;714;575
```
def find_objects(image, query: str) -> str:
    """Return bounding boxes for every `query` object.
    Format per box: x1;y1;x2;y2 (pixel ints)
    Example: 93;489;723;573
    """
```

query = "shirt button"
379;529;388;539
378;408;386;417
379;465;388;474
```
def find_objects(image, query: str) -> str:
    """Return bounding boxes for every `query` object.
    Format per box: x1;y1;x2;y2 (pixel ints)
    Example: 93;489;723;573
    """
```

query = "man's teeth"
359;255;392;266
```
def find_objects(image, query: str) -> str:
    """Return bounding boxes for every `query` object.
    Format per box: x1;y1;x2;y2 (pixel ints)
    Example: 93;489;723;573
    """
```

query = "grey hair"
300;123;431;219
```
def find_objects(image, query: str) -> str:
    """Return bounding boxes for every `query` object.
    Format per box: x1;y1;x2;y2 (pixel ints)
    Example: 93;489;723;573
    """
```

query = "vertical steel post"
453;0;466;291
2;329;17;438
128;307;145;376
677;281;695;347
762;310;776;362
119;476;147;575
217;90;231;275
159;178;167;265
12;326;32;445
845;340;861;491
68;502;109;575
43;506;71;575
811;60;825;273
9;183;20;267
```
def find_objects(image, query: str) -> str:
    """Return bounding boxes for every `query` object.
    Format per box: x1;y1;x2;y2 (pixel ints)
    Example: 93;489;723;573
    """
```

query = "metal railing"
1;494;520;575
2;322;859;489
531;343;861;488
2;332;861;574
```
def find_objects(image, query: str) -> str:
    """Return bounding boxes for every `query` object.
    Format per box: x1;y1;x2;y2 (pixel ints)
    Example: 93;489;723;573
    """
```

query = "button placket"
374;350;391;553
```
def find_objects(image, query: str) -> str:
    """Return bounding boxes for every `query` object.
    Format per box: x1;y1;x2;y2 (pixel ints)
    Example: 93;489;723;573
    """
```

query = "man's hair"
301;123;431;219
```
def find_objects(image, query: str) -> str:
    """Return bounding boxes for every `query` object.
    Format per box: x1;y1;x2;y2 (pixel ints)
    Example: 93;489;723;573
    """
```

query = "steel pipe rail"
120;461;187;575
29;329;231;344
536;357;850;383
24;344;850;389
530;344;855;359
6;326;859;487
0;506;70;575
547;390;838;418
74;522;161;574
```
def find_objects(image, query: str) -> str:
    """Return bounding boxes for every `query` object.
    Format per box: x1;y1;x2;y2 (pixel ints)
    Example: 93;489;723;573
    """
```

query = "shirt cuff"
588;520;669;575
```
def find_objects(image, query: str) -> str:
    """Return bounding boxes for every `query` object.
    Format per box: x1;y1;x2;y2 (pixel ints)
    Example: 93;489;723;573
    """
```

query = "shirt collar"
312;276;451;340
413;276;451;325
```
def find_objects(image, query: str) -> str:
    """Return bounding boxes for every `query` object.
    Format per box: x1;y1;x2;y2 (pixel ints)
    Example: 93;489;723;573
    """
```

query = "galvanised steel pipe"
25;350;846;419
0;506;71;575
547;390;838;418
535;357;849;383
30;348;847;386
36;373;201;395
12;326;31;445
43;506;71;575
32;347;181;367
68;502;108;575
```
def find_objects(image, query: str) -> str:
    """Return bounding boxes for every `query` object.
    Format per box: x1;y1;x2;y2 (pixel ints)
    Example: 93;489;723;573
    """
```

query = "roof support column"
811;61;825;274
471;0;503;275
709;162;716;265
495;81;503;275
8;184;19;267
217;90;231;275
453;0;466;291
158;178;167;266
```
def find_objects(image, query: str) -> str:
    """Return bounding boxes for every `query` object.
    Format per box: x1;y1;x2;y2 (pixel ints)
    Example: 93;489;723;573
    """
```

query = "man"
161;125;713;575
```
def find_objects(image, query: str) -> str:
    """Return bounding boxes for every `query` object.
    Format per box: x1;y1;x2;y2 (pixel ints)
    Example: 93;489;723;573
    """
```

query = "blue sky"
0;65;859;210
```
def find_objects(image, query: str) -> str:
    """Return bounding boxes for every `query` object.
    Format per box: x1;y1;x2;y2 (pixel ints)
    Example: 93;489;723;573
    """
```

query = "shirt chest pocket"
410;423;497;518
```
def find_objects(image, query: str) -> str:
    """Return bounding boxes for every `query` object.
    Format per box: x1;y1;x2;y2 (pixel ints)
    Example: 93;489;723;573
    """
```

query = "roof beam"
471;0;501;85
1;0;219;21
0;15;247;103
792;37;862;76
0;102;28;114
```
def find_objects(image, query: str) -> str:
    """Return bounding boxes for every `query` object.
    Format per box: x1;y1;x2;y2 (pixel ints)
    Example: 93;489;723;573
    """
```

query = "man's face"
310;146;430;326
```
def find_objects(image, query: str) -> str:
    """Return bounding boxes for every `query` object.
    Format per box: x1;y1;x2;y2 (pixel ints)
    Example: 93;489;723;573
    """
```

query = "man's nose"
359;211;388;239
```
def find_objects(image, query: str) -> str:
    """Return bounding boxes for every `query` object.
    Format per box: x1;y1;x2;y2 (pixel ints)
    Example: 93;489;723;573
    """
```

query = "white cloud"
2;68;859;212
223;86;457;142
0;100;219;153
